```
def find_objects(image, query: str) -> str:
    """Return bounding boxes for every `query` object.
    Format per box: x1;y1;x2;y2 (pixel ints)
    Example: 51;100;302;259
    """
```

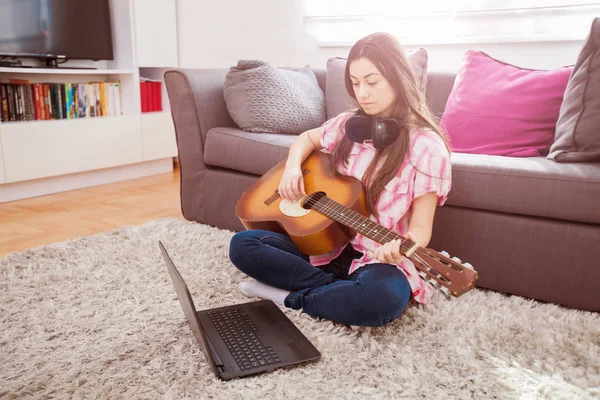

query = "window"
303;0;600;45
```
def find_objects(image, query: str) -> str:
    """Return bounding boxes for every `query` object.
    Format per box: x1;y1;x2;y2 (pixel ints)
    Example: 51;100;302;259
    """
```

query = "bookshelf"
0;68;136;75
0;0;178;202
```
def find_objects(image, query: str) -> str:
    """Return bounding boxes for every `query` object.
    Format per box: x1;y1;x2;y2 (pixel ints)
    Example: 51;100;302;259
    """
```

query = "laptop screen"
159;241;220;376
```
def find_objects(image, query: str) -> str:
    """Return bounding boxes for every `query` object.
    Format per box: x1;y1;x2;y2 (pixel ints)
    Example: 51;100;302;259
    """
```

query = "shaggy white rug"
1;218;598;399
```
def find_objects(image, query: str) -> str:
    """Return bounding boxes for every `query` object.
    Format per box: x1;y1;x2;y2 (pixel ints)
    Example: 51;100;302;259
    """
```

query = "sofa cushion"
441;50;573;157
548;17;600;163
204;127;294;176
223;60;326;135
448;153;600;224
325;48;428;119
205;129;600;224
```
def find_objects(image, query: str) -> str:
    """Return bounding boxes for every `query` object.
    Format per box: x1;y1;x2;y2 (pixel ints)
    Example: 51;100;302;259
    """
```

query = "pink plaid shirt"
309;111;452;304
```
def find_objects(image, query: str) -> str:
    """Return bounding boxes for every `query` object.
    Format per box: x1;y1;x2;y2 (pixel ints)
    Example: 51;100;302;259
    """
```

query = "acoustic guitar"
235;150;478;298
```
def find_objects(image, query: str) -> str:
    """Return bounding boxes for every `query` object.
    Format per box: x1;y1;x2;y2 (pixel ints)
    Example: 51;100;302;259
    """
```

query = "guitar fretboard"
306;194;418;254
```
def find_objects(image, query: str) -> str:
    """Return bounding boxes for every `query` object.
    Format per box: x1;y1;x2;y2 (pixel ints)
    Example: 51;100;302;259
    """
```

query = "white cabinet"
141;112;177;161
133;0;178;67
1;116;143;183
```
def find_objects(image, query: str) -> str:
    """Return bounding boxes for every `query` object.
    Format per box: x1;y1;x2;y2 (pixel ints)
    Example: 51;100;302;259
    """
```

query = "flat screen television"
0;0;114;66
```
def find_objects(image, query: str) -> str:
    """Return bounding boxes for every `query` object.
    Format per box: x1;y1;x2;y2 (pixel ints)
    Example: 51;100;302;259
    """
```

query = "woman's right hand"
278;128;323;201
278;164;306;201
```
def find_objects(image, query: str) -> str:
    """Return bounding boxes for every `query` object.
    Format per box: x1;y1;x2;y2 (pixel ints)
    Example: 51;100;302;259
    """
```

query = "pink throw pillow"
440;51;573;157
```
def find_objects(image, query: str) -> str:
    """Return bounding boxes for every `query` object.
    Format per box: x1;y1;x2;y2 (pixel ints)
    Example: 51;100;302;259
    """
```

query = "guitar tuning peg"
441;251;450;257
440;287;452;299
427;279;440;289
452;256;462;264
463;262;474;270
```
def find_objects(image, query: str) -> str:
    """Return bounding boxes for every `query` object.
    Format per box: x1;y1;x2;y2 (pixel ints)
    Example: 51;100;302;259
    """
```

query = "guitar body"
235;151;369;255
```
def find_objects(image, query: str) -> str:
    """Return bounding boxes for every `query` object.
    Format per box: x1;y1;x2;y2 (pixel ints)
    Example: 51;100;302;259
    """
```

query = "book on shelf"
139;78;162;113
0;78;123;122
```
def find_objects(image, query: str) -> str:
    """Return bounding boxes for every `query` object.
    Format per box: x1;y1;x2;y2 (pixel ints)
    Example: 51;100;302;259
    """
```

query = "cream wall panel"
134;0;178;67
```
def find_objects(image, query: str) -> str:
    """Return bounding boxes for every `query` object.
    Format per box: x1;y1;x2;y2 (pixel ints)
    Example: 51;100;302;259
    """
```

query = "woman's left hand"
372;232;417;265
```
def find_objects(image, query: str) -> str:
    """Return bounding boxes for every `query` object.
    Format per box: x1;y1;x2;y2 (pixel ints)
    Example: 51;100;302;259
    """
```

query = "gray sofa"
164;67;600;313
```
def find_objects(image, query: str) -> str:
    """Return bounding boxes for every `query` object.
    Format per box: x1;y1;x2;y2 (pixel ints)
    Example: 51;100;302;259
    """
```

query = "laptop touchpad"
256;323;295;343
250;304;286;325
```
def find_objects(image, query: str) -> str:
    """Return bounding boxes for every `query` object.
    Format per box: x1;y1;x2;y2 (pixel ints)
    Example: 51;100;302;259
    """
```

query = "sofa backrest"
164;67;457;150
313;68;327;95
314;68;457;119
425;72;457;118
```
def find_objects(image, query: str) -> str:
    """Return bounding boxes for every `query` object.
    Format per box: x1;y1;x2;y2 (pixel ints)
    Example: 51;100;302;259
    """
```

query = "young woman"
228;32;452;327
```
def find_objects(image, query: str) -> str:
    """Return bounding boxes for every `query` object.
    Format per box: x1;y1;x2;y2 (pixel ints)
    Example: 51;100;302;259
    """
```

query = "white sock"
238;280;291;306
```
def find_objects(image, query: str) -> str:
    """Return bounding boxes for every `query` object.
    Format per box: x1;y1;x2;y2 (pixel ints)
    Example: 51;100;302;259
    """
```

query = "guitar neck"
308;194;419;255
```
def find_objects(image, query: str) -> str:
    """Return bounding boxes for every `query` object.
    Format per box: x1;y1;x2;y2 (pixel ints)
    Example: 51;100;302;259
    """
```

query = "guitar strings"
306;195;416;252
307;196;405;245
321;198;408;245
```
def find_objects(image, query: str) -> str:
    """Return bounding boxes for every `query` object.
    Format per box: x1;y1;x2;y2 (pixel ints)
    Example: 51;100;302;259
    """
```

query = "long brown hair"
332;32;450;217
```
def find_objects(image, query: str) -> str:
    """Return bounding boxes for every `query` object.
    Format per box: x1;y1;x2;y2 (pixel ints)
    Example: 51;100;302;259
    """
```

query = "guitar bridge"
264;169;311;206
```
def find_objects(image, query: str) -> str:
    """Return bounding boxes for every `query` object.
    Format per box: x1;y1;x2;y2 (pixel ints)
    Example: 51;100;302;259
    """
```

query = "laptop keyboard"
208;308;281;370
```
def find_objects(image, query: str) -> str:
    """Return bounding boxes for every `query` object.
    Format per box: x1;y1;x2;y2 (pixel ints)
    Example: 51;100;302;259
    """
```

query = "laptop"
159;241;321;380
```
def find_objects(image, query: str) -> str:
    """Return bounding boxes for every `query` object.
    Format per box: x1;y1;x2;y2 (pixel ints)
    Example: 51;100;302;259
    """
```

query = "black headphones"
345;111;401;150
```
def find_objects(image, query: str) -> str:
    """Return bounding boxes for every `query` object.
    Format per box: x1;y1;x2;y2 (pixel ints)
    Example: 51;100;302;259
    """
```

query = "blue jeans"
229;230;412;327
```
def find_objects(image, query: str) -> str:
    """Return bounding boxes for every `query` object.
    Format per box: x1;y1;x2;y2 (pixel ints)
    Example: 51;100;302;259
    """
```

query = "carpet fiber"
1;218;598;399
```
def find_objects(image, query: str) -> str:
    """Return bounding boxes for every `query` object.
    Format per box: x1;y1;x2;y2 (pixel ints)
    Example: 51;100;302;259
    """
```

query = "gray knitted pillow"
224;60;326;134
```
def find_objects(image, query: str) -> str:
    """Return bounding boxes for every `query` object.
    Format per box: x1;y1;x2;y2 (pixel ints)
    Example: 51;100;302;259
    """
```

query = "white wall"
176;0;318;68
176;0;587;73
315;42;585;73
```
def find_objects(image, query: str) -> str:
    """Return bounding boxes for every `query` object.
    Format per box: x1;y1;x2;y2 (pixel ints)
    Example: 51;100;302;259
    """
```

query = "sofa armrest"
164;68;237;172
